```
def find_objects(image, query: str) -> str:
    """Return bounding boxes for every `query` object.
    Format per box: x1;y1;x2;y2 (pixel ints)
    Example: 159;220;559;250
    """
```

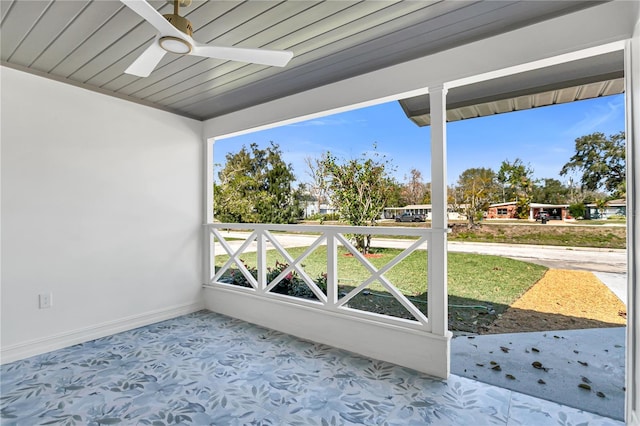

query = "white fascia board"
204;1;636;140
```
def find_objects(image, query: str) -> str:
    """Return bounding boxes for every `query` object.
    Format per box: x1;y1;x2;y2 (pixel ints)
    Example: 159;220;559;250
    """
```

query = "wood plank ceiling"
1;0;600;121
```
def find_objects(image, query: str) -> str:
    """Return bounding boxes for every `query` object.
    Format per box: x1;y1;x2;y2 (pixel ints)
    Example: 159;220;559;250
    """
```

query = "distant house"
303;200;338;218
486;202;519;219
383;204;467;220
584;199;626;219
487;202;569;220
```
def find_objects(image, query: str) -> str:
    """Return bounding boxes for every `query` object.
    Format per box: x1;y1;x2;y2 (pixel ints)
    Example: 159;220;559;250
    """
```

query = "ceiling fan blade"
192;43;293;67
125;40;167;77
120;0;186;39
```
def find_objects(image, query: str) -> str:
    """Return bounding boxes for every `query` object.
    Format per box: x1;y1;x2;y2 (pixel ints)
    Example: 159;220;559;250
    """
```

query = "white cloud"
564;97;624;136
288;118;353;127
549;146;569;154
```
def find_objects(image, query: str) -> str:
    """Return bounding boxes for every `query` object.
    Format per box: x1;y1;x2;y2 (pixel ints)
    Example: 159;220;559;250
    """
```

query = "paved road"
215;231;627;274
447;241;626;273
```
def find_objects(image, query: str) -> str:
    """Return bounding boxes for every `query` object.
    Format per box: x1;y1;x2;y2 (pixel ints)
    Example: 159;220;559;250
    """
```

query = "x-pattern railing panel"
334;233;429;326
206;223;443;331
262;230;328;303
210;228;258;289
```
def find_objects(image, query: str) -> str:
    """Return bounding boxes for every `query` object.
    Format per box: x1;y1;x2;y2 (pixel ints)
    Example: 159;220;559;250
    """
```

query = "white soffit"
399;50;625;127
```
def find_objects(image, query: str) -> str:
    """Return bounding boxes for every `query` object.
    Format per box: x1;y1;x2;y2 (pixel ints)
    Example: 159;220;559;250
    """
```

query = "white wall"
0;67;204;362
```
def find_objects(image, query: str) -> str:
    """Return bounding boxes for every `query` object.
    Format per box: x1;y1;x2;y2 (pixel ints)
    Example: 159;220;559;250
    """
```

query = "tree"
564;176;607;205
497;158;535;218
454;168;500;227
565;177;582;204
531;178;570;204
214;142;301;223
423;182;432;204
385;180;405;208
560;131;625;197
402;168;429;205
320;149;396;253
596;198;608;219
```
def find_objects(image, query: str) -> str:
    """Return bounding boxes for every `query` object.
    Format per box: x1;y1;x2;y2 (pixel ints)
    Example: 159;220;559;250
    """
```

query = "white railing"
203;223;448;333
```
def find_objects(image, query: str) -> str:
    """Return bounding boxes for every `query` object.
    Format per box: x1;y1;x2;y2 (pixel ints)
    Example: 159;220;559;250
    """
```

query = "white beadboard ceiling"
1;0;604;121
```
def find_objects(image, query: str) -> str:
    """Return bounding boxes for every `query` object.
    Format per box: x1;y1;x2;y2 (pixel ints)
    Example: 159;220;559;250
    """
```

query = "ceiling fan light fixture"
120;0;294;76
159;36;192;54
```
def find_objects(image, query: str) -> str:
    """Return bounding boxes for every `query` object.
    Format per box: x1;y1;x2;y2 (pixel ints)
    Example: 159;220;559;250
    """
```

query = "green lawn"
214;246;547;332
450;225;625;248
584;219;626;225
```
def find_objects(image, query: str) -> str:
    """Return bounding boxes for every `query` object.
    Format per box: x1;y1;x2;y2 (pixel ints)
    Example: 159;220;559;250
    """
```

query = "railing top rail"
205;222;448;236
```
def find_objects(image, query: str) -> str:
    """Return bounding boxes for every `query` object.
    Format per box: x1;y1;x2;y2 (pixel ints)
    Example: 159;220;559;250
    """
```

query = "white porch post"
203;138;214;284
625;32;640;426
428;84;449;337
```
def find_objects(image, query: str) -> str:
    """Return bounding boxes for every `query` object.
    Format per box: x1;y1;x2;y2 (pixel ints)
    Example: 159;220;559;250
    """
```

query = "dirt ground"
484;269;627;334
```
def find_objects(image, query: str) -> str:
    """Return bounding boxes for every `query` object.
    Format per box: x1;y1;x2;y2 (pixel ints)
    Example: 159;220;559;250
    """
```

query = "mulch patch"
484;269;626;334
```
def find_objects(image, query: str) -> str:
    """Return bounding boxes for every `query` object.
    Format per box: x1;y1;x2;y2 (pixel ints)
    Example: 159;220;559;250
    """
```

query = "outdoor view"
210;92;626;419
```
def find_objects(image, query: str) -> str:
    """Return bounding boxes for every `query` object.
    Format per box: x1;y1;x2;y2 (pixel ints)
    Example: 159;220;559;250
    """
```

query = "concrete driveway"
447;241;626;273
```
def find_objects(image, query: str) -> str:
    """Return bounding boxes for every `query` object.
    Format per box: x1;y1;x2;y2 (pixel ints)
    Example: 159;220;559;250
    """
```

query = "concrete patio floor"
452;327;626;420
215;231;629;421
1;311;624;425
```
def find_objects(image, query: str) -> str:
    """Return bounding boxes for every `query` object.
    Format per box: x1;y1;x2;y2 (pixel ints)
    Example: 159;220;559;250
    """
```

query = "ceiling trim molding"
0;61;202;122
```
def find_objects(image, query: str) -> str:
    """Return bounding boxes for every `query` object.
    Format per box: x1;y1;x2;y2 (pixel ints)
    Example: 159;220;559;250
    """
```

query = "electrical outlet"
39;293;52;309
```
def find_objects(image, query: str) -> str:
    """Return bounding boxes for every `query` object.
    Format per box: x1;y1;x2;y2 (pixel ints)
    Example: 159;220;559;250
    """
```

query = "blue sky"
214;93;625;187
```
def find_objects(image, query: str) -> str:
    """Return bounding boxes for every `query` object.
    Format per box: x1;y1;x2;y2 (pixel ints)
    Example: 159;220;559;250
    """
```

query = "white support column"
625;34;640;426
203;138;214;284
428;84;449;338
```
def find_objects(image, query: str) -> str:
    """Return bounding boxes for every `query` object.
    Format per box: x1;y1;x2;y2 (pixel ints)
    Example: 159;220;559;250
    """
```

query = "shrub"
569;203;586;219
308;212;340;222
221;260;257;287
267;261;327;299
221;260;328;299
267;260;298;295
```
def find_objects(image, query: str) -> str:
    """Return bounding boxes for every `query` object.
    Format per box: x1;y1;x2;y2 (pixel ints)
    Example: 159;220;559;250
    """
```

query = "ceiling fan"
121;0;294;77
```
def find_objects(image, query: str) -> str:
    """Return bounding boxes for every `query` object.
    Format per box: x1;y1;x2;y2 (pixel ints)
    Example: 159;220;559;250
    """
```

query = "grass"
585;219;626;225
450;225;626;249
214;246;547;332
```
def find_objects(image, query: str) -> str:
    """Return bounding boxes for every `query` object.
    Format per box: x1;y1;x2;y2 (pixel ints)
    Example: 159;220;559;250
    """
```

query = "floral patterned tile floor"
1;311;624;425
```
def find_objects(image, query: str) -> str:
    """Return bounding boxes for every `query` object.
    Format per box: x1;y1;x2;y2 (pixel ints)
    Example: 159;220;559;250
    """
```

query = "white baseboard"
0;301;205;364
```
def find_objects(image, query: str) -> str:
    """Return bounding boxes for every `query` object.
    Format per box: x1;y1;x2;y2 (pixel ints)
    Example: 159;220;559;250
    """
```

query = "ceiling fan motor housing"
163;13;192;36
